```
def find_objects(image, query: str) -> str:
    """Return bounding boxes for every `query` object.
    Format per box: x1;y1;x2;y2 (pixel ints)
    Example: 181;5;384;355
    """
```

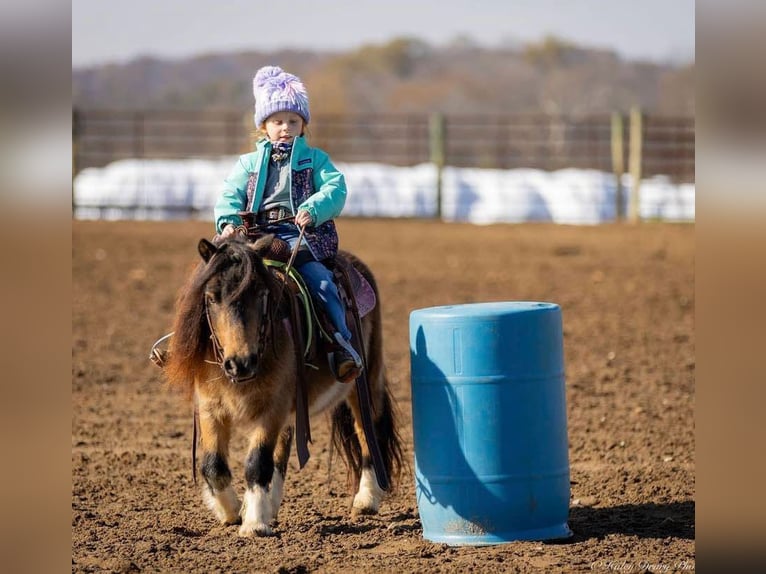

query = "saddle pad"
348;265;376;318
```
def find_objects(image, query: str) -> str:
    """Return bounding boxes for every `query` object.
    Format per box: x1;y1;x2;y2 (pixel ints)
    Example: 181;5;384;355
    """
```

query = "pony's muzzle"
223;354;258;383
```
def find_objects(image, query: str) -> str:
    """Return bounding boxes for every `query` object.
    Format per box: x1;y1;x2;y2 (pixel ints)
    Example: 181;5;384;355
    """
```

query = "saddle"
252;236;376;360
228;213;375;348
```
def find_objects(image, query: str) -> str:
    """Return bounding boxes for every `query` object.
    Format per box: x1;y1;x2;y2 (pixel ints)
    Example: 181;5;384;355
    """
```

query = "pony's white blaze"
203;485;240;524
239;485;274;536
352;467;385;514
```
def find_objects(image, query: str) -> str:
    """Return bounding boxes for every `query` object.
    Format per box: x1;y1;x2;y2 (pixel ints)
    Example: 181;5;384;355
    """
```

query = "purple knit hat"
253;66;311;127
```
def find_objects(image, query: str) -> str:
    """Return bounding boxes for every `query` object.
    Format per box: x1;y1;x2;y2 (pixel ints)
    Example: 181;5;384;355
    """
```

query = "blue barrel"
410;302;572;545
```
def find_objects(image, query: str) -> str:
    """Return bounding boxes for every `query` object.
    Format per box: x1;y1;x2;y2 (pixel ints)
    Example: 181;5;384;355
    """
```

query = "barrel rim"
410;301;560;320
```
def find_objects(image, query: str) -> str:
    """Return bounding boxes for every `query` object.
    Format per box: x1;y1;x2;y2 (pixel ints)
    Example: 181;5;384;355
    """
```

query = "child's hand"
295;209;313;229
220;224;237;238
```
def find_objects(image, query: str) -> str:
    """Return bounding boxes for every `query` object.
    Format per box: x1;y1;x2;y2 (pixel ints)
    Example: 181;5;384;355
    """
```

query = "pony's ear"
198;238;218;262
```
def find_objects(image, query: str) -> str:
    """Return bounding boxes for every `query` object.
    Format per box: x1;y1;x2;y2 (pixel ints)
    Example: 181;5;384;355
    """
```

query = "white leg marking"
352;467;384;515
270;470;285;521
239;485;274;537
202;485;241;524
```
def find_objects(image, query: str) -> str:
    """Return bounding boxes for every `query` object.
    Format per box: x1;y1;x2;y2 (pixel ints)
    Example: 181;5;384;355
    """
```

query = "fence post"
628;107;643;224
429;112;446;220
610;112;625;221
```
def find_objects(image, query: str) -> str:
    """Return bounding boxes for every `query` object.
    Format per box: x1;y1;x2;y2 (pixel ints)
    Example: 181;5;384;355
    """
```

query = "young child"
214;65;362;383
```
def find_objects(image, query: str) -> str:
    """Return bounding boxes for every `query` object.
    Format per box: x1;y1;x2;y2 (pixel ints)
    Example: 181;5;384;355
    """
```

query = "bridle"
204;270;273;383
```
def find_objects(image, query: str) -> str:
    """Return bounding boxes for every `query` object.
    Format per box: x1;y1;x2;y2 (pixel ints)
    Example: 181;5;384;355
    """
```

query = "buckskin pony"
163;235;402;537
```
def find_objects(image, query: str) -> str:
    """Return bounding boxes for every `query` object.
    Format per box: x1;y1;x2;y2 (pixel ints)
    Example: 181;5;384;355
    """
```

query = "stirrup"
149;332;174;369
150;347;168;369
333;332;362;368
328;332;363;383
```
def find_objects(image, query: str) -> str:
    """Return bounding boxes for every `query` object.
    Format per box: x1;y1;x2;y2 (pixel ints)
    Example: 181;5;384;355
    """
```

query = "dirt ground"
72;219;695;573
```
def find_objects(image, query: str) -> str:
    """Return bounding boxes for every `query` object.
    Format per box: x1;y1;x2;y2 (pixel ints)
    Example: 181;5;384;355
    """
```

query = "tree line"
73;36;694;117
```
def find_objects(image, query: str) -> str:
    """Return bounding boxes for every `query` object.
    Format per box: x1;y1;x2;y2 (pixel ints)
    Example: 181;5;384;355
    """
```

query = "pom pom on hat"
253;65;311;127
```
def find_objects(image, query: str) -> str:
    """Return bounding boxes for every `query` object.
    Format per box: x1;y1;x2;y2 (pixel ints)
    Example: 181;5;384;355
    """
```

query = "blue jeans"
272;224;351;341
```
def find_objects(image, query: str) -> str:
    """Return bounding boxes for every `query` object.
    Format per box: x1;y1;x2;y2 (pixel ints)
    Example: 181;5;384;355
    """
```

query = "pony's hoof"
351;470;384;516
351;504;379;518
238;522;274;537
351;493;381;516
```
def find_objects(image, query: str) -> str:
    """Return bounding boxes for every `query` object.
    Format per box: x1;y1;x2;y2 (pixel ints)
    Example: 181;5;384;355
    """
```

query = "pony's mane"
165;239;271;397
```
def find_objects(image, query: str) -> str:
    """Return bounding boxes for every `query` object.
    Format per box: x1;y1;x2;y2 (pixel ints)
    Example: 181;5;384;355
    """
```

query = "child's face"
264;111;304;144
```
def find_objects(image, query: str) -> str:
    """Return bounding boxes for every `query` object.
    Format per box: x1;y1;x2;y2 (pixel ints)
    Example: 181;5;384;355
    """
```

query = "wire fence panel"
73;110;694;182
311;114;431;166
642;115;695;182
73;109;251;170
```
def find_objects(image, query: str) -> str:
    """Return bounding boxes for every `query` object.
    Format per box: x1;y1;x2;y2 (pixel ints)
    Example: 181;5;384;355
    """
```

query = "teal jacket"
215;136;346;261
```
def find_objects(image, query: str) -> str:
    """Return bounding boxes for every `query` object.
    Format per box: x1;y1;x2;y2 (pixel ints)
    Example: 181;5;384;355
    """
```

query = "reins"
276;222;312;467
204;302;225;366
274;222;306;306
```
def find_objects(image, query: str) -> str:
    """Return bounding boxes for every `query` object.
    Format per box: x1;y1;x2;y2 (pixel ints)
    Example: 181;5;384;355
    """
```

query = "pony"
163;235;403;537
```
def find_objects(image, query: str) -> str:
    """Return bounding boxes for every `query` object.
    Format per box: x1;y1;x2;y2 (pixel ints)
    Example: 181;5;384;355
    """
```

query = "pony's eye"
205;292;218;305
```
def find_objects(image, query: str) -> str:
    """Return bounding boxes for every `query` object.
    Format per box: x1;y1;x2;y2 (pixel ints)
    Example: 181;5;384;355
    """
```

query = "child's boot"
329;332;363;383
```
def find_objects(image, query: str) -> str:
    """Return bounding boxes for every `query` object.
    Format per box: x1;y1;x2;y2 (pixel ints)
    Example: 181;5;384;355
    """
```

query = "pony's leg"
239;429;278;537
345;395;386;515
197;408;241;525
270;426;293;522
331;259;403;516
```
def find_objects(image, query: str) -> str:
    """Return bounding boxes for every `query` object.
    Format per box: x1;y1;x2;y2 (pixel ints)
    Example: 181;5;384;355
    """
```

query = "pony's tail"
331;386;404;494
375;387;405;491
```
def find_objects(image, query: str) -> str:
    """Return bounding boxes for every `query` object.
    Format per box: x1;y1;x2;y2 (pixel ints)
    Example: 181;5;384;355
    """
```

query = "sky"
72;0;695;68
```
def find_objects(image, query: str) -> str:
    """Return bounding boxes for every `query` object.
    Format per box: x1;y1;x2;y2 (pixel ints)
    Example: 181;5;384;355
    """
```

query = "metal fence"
72;109;694;183
640;114;695;182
